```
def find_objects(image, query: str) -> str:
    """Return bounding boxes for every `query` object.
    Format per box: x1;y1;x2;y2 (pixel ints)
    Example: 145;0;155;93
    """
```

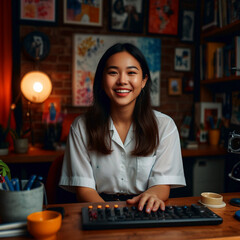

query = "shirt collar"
109;118;134;148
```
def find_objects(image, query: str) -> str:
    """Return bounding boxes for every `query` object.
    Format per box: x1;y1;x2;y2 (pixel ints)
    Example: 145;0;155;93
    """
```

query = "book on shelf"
230;91;240;126
200;37;240;80
218;0;223;28
206;42;225;79
235;36;240;76
223;43;234;77
202;0;240;31
230;0;240;23
221;0;228;27
214;47;224;78
224;36;240;77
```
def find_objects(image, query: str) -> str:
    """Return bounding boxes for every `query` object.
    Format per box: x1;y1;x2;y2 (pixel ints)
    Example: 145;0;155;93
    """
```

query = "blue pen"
4;175;14;191
32;175;43;189
11;178;20;191
2;182;7;190
19;178;22;191
208;116;215;129
24;175;37;190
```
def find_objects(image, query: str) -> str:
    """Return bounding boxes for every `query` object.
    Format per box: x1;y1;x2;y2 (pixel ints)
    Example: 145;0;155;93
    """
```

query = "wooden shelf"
201;76;240;85
200;11;240;102
201;20;240;41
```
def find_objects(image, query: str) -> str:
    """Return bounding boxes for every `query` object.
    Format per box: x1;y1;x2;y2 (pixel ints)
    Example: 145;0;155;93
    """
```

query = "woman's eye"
108;71;117;75
128;71;137;75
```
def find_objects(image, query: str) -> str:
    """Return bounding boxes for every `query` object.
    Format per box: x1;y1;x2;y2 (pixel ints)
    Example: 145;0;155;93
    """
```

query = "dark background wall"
16;0;198;143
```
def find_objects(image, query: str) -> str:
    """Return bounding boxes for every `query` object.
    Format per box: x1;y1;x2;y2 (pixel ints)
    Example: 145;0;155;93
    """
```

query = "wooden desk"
0;144;227;164
0;146;64;164
181;144;227;158
3;192;240;240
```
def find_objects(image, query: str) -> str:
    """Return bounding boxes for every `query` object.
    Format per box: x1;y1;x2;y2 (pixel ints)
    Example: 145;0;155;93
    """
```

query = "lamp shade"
21;71;52;103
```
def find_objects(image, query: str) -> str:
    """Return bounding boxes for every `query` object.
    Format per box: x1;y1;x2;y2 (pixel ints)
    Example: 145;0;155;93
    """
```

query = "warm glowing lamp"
20;71;52;145
20;71;52;103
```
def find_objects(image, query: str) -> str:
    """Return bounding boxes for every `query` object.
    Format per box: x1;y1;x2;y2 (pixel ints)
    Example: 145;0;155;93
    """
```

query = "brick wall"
19;0;195;144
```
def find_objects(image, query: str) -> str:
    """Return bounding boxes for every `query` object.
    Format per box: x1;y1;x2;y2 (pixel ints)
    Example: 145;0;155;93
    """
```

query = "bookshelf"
200;0;240;102
201;20;240;41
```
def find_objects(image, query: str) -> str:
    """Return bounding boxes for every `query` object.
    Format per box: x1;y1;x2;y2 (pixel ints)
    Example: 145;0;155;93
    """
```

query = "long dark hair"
85;43;159;156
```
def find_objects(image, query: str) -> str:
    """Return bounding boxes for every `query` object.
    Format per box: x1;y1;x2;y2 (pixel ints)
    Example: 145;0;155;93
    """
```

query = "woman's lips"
114;89;132;96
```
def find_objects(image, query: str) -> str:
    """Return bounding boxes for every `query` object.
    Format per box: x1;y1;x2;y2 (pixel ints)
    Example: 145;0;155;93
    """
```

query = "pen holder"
0;180;44;223
208;129;220;146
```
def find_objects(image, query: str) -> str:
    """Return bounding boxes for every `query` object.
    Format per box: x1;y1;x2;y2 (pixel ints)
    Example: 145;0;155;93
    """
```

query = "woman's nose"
117;73;128;85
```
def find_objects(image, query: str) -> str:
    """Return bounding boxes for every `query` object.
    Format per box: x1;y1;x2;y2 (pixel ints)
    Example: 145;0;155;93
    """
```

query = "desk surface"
0;146;64;163
4;192;240;240
0;144;227;164
181;144;227;158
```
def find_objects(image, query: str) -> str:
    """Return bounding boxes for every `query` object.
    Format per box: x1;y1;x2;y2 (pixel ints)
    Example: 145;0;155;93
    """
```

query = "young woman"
59;43;186;213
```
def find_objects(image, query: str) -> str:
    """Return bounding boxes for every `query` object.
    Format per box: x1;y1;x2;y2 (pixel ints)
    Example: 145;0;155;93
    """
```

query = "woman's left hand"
126;185;170;213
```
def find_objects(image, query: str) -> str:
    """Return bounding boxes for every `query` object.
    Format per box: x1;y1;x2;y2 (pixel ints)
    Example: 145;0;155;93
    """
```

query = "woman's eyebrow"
106;66;139;70
106;66;118;70
127;66;139;70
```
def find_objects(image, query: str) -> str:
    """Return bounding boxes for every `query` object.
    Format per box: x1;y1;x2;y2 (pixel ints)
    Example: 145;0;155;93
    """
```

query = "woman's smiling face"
103;51;148;109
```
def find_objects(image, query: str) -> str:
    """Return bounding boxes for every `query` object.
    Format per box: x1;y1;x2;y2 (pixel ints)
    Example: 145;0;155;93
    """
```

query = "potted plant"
10;127;30;154
0;160;11;182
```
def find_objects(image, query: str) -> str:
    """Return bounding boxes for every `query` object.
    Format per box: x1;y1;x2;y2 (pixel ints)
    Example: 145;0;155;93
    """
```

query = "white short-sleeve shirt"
59;110;186;194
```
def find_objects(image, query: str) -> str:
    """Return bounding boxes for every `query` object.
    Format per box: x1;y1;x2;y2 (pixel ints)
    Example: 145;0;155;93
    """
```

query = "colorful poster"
72;34;161;106
20;0;56;22
64;0;102;26
148;0;179;35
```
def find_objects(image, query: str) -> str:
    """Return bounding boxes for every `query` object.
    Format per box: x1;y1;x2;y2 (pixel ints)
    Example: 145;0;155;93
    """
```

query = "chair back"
45;154;77;204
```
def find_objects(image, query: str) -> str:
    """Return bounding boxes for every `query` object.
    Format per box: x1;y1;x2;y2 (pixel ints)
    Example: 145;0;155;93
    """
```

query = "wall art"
110;0;144;33
168;78;182;95
174;48;191;71
148;0;179;35
180;10;195;42
20;0;57;25
63;0;102;26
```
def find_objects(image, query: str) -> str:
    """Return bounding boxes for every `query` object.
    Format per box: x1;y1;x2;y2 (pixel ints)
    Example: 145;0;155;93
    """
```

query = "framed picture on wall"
174;48;191;71
168;78;182;95
148;0;179;35
180;10;195;42
110;0;144;33
20;0;57;25
195;102;222;130
202;0;218;30
63;0;103;26
183;75;194;93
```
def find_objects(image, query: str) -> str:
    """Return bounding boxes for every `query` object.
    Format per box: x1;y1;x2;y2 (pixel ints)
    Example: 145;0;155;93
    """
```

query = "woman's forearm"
76;186;105;203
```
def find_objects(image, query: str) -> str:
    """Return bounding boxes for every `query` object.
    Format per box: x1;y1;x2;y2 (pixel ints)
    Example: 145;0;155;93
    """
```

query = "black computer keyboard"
81;204;223;230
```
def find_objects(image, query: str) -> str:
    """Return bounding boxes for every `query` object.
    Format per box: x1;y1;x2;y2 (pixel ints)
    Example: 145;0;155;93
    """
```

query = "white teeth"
115;89;131;93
